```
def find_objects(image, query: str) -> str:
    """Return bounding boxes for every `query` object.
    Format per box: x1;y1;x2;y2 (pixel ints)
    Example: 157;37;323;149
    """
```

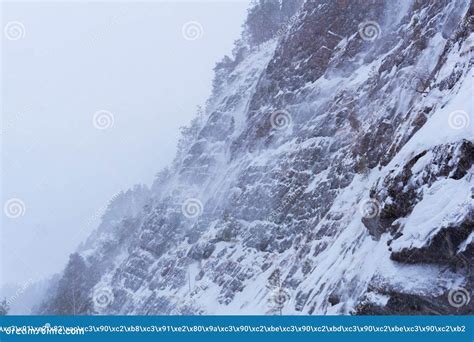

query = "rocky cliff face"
39;0;473;315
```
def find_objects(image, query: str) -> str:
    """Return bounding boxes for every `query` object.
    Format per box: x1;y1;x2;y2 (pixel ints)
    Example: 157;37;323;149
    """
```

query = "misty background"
1;0;250;294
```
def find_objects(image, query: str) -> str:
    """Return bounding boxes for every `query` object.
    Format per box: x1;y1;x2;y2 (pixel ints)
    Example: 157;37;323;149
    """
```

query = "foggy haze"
1;0;250;286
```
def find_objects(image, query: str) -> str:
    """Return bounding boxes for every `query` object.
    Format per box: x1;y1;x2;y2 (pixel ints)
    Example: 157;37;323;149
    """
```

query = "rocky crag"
39;0;473;315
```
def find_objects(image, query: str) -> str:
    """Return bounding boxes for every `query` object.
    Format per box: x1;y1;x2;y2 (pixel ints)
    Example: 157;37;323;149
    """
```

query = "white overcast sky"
1;0;250;286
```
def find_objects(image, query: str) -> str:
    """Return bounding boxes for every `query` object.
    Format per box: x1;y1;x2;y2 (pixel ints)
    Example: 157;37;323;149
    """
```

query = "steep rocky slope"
39;0;473;315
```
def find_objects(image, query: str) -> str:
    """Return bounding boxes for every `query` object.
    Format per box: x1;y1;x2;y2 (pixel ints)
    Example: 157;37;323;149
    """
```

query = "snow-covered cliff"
39;0;473;315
